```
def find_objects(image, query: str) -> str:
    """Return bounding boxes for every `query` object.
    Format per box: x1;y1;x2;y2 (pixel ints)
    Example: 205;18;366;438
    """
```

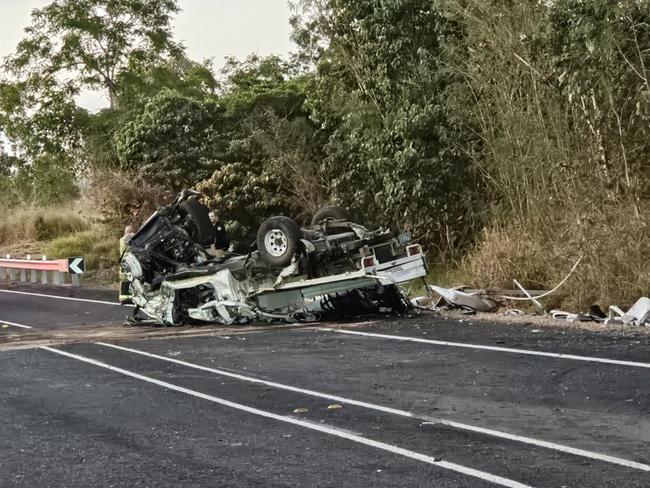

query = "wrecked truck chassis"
121;191;428;326
126;252;428;326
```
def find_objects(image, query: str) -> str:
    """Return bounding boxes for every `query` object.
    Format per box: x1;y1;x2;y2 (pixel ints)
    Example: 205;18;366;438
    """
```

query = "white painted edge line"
95;341;650;473
321;328;650;370
0;320;33;329
0;288;132;307
41;346;533;488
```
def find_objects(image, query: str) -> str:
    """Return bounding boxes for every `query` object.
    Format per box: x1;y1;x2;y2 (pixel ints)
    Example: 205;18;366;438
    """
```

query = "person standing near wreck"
209;210;230;258
119;225;136;304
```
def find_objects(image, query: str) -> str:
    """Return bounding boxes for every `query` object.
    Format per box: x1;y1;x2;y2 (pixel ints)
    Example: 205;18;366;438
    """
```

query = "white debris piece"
551;310;579;321
429;285;498;312
411;296;433;308
608;297;650;326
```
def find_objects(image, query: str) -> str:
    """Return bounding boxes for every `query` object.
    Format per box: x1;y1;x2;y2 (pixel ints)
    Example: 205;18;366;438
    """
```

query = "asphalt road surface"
1;284;649;487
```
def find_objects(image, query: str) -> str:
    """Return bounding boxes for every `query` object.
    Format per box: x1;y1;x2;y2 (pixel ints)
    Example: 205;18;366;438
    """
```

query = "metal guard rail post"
0;255;82;287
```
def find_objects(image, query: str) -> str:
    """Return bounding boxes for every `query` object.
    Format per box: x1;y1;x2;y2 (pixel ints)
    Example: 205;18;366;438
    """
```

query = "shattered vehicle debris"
120;190;428;325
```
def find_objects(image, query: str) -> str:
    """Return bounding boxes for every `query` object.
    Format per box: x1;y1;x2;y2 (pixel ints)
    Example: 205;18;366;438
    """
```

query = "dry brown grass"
446;1;650;312
0;201;120;282
83;168;170;229
460;203;650;310
0;206;89;249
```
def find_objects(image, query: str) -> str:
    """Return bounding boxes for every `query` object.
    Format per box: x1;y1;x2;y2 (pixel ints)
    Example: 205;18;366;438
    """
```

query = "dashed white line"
0;320;33;329
42;345;534;488
321;328;650;369
96;341;650;472
0;288;132;307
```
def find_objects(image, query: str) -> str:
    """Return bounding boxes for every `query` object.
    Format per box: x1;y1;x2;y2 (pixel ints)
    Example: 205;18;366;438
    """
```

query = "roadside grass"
0;202;122;285
459;204;650;311
0;206;89;246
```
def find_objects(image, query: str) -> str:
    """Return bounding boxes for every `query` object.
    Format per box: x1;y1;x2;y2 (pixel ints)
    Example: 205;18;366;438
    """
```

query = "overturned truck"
120;190;428;325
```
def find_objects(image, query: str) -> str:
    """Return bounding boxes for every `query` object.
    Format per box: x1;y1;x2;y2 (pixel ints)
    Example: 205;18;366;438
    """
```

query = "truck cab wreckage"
120;190;428;325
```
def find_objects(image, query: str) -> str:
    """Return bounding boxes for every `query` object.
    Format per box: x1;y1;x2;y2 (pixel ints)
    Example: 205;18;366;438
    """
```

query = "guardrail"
0;255;85;287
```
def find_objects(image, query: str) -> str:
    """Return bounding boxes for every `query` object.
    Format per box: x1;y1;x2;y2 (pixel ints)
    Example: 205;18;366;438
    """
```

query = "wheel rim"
264;229;288;257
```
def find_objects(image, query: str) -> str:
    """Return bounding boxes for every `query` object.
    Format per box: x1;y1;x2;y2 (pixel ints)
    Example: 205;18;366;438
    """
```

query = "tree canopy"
5;0;181;108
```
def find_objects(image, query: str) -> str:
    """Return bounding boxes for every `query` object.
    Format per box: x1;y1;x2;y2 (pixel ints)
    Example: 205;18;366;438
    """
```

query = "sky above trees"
0;0;294;110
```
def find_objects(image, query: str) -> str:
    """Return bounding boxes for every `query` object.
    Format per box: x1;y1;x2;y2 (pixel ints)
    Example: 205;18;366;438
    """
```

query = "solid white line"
0;288;132;307
0;320;33;329
42;345;534;488
322;328;650;370
95;341;650;472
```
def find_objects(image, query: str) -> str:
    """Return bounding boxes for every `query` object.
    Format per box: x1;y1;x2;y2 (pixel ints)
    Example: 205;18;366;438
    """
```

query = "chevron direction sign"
67;257;85;275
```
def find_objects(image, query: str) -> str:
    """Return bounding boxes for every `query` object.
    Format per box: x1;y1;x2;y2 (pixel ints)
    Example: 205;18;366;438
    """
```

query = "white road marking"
0;288;132;307
96;341;650;472
321;328;650;370
0;320;33;329
41;346;534;488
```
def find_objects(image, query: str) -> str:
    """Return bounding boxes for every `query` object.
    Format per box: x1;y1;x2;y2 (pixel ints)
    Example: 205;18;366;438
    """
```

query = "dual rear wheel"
256;206;349;267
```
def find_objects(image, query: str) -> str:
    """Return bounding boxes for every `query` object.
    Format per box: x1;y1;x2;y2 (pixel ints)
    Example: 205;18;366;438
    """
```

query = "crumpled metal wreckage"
121;190;429;326
418;284;650;327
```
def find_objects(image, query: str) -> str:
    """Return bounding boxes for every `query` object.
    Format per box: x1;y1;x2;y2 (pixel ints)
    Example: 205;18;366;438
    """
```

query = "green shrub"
45;226;120;272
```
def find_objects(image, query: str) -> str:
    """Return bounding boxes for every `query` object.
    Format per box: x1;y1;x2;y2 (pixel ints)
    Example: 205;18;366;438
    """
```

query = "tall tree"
115;90;228;188
0;0;183;206
4;0;181;109
291;0;482;257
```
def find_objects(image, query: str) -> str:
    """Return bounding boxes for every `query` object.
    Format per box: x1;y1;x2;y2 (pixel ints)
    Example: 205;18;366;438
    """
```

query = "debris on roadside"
503;309;525;316
428;285;499;312
550;309;605;323
416;253;647;328
548;299;650;327
550;304;607;323
410;296;434;308
423;287;650;328
607;297;650;326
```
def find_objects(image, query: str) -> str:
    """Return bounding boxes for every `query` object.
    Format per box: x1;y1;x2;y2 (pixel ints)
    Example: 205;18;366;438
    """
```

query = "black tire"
179;198;215;246
257;216;302;268
311;205;348;225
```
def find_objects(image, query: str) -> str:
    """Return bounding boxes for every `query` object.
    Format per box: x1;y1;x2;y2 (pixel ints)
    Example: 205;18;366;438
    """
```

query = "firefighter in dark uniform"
208;210;230;258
